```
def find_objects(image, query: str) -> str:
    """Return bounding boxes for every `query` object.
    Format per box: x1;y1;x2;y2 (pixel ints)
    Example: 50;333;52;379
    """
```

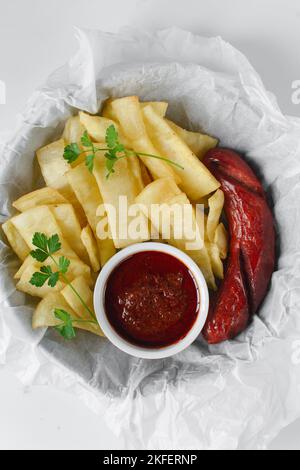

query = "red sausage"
203;149;275;344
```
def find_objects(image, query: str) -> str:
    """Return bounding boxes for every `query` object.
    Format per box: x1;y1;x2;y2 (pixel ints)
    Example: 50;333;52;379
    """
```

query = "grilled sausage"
203;149;275;344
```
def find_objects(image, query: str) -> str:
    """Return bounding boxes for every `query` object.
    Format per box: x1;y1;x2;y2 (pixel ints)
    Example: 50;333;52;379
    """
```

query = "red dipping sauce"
104;251;200;348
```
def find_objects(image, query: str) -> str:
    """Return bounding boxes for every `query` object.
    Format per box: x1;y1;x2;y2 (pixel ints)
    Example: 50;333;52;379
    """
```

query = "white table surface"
0;0;300;450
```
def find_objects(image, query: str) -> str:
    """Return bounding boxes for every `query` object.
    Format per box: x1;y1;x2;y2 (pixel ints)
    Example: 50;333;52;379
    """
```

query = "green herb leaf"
30;233;61;262
85;153;95;173
54;308;71;323
115;143;125;153
66;123;184;182
30;248;49;263
29;234;63;287
32;232;48;252
30;271;50;287
58;256;70;275
105;124;119;149
49;272;59;287
54;309;76;340
59;323;76;340
47;234;61;255
40;265;53;275
103;126;127;178
49;271;60;288
105;158;116;178
29;232;97;340
63;143;81;163
104;151;116;161
30;265;60;288
81;131;93;148
31;233;50;262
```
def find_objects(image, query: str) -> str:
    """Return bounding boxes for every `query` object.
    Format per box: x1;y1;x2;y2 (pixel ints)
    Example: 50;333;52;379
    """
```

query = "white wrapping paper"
1;27;300;450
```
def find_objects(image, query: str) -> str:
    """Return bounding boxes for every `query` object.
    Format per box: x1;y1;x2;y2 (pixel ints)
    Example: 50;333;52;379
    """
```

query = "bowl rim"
93;242;209;359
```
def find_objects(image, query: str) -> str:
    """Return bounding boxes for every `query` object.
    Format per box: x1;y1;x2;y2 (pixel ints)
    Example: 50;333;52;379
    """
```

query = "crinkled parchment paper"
1;27;300;450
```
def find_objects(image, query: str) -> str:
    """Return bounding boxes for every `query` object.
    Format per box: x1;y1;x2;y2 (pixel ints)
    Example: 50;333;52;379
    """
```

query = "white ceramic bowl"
93;243;209;359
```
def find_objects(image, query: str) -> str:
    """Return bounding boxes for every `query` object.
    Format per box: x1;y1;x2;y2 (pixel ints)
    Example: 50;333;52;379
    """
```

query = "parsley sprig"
63;125;184;178
54;309;76;340
29;233;98;340
54;309;97;340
